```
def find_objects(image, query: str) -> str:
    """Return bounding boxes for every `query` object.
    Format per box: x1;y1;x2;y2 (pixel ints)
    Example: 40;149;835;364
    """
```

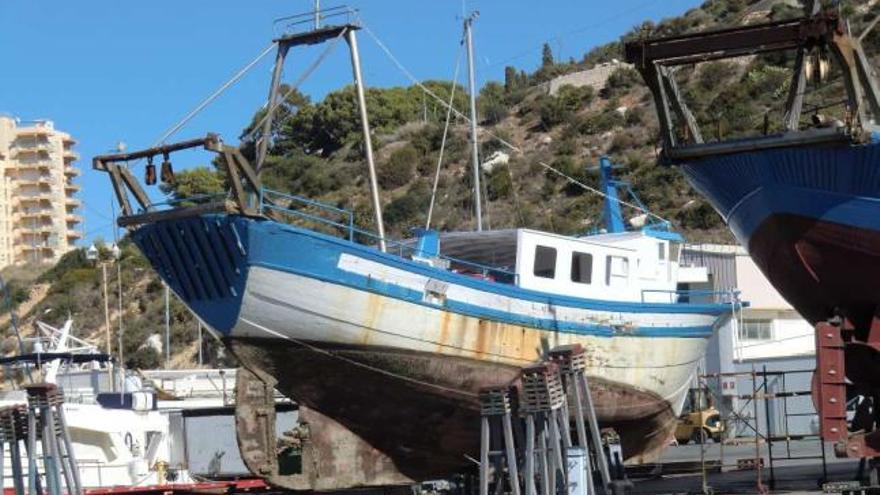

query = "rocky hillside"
2;0;878;370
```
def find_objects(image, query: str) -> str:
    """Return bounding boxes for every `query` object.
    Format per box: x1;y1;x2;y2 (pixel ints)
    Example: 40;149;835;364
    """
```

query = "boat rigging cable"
153;28;344;150
155;42;278;146
426;44;464;229
360;24;670;225
241;28;347;144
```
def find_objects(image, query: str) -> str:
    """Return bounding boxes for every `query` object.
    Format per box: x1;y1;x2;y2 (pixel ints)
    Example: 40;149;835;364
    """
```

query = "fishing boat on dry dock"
92;8;736;490
624;3;880;461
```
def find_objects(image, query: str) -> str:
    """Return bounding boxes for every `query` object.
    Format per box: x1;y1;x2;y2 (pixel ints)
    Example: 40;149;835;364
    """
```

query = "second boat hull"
681;141;880;327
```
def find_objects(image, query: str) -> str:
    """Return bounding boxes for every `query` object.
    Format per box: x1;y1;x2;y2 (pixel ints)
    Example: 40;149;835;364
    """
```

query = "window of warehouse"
739;319;772;340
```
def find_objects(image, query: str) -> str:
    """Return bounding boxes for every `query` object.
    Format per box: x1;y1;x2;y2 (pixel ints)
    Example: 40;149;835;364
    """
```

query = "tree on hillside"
504;66;518;92
542;43;554;68
159;166;225;200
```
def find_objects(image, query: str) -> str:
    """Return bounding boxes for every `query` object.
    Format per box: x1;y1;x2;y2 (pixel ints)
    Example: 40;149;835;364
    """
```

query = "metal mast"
464;12;483;231
314;0;321;29
346;29;387;251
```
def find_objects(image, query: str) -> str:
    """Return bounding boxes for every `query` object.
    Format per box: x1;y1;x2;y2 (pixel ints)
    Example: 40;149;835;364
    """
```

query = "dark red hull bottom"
747;214;880;328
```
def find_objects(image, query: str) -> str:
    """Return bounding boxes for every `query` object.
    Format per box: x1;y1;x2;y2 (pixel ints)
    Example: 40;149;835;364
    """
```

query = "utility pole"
164;283;170;368
197;320;203;366
464;12;483;231
116;258;123;367
102;263;111;355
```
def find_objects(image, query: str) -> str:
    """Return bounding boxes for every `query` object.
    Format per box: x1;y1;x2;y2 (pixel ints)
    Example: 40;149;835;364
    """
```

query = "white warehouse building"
680;244;818;439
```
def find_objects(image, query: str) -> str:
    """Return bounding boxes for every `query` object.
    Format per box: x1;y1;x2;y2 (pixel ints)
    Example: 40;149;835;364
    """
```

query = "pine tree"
504;66;518;92
541;43;554;68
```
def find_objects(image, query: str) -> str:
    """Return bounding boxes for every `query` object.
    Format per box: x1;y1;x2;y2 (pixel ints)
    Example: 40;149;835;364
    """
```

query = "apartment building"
0;116;82;267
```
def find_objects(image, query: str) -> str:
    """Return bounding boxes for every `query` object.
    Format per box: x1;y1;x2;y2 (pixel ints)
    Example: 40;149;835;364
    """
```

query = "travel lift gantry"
623;0;880;480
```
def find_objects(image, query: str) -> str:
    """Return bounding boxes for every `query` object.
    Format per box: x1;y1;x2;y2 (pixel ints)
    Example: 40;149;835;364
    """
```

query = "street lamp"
86;244;98;262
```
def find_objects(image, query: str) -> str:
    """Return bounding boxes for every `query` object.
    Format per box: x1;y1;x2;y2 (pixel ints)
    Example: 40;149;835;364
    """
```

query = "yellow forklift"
674;387;724;444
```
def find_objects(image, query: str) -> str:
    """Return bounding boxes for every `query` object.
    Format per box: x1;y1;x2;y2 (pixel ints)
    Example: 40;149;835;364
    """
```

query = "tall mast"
314;0;321;30
464;12;483;231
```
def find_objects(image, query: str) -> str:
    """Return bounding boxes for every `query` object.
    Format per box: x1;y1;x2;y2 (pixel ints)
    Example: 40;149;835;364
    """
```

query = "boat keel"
234;364;414;491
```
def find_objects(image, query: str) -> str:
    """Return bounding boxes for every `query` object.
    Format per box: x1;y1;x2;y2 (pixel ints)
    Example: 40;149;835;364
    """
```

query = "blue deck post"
599;156;626;234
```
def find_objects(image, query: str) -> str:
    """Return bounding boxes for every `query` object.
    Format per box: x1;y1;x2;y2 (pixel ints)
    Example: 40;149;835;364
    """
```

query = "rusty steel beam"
92;134;220;171
273;24;354;47
625;14;841;67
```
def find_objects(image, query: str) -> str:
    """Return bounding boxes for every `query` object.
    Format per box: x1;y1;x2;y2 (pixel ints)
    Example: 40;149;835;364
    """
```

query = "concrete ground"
629;440;863;494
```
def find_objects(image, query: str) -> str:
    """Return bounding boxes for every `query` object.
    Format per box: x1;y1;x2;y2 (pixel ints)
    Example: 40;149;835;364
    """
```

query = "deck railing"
641;288;743;305
257;187;518;283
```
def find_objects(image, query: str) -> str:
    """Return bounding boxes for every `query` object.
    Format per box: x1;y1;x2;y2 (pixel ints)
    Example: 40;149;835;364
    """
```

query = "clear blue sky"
0;0;701;245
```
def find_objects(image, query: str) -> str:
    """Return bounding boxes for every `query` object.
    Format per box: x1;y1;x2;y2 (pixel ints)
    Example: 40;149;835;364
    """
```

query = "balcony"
17;226;54;235
63;150;80;161
14;162;51;172
65;197;81;206
16;177;53;188
65;183;81;192
66;230;83;239
16;127;51;137
15;245;55;255
17;209;53;221
64;166;80;176
11;145;51;157
66;214;83;223
18;194;54;204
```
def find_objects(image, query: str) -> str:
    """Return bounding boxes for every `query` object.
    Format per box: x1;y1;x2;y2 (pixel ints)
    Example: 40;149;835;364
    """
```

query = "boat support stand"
813;312;880;488
478;345;629;495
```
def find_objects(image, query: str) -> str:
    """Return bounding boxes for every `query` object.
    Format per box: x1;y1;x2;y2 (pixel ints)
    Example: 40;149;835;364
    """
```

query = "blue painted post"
599;156;626;233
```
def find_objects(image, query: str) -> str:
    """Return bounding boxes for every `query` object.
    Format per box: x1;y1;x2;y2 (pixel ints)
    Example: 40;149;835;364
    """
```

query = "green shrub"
536;85;595;129
127;347;161;370
383;181;430;227
487;167;512;201
379;145;417;189
478;82;509;125
605;67;642;97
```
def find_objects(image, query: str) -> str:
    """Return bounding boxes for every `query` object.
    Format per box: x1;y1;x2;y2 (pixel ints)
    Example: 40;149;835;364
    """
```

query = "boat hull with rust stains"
130;214;731;486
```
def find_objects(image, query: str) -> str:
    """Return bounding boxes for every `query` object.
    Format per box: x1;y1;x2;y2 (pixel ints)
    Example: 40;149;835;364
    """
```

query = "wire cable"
154;42;278;146
242;29;346;144
362;22;670;224
426;44;464;229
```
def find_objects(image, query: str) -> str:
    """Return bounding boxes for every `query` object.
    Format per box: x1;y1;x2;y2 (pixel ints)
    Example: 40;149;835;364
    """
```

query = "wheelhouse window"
658;242;666;261
605;255;629;287
570;252;593;284
533;246;557;279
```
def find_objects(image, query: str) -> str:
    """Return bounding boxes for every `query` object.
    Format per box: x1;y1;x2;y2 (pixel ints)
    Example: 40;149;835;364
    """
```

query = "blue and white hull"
131;214;731;479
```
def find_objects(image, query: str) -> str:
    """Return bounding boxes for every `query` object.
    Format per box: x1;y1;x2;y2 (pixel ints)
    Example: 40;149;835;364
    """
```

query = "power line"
485;0;657;68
